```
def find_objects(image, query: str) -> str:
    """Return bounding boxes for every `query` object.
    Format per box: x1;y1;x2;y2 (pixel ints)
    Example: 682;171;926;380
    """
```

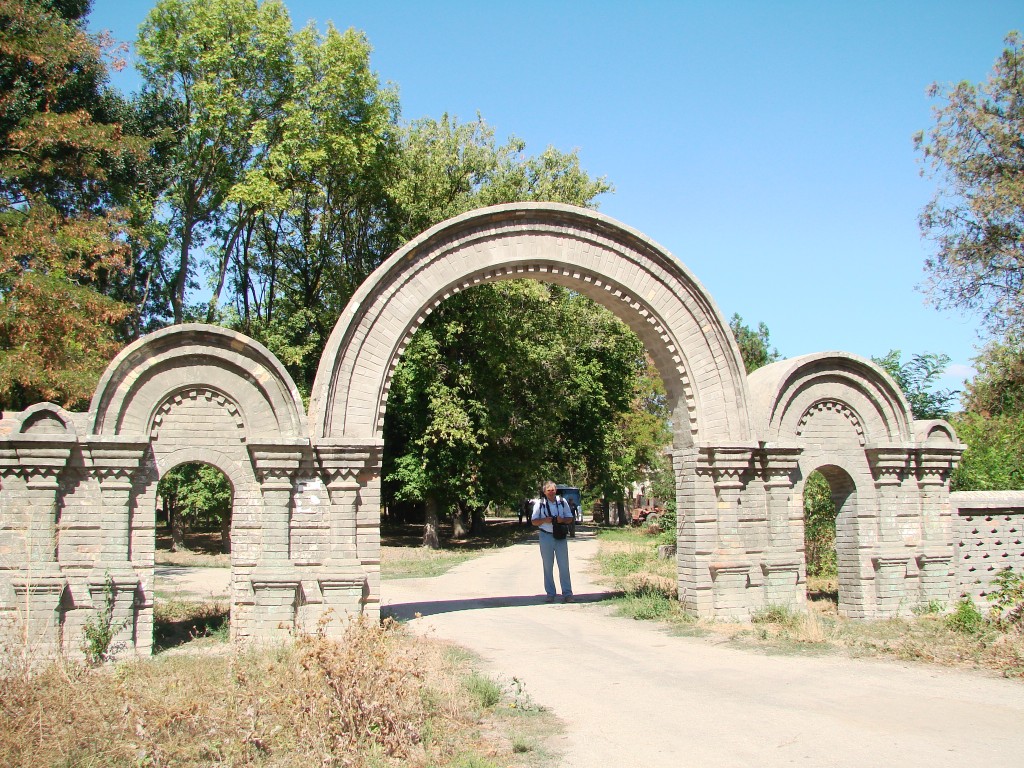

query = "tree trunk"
220;512;231;554
423;497;440;549
451;504;468;540
471;505;486;536
169;503;186;552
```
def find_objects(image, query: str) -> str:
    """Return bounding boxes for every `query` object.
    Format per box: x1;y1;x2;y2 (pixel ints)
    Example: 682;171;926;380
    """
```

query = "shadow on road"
383;591;619;621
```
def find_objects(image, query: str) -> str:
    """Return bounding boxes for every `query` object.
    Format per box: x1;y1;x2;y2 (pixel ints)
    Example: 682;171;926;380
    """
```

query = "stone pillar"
247;441;307;640
758;446;804;608
702;445;757;619
2;437;73;655
248;442;306;566
11;436;74;572
866;446;914;616
83;438;148;568
315;438;382;625
914;447;961;606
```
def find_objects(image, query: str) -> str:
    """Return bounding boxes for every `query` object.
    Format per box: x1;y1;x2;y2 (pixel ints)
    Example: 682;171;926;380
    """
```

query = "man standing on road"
532;480;574;602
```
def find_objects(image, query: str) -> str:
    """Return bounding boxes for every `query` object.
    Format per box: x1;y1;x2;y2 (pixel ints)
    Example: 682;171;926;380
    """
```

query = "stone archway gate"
0;203;971;658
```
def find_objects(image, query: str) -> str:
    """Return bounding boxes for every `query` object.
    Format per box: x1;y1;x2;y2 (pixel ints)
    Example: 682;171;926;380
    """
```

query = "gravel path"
382;528;1024;768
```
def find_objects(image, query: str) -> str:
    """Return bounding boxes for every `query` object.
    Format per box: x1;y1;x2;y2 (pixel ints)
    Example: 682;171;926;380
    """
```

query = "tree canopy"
916;32;1024;339
0;0;144;408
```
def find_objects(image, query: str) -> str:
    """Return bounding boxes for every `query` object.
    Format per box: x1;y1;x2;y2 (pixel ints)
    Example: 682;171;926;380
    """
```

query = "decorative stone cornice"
866;445;914;485
797;399;866;445
914;446;963;486
315;439;384;489
248;440;309;488
697;445;757;491
10;435;75;489
83;437;148;489
152;386;245;439
757;445;802;487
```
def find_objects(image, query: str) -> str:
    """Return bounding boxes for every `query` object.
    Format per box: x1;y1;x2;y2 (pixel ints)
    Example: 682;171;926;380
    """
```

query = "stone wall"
951;491;1024;604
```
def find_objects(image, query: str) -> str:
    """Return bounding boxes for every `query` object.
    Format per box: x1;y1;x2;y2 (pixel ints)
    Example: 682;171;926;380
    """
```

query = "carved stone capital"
757;445;802;487
249;440;309;488
698;445;757;492
83;437;148;490
11;436;74;489
315;439;383;489
914;447;963;486
866;445;914;486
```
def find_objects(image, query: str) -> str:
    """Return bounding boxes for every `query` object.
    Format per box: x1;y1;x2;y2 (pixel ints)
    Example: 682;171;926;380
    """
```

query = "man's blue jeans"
538;529;572;597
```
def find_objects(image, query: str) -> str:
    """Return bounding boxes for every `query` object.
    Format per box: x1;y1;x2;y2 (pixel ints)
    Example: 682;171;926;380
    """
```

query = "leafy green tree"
950;411;1024;491
962;335;1024;417
916;32;1024;339
157;462;233;552
136;0;293;325
228;22;400;393
872;350;958;420
729;313;780;373
0;0;145;408
803;471;837;579
949;336;1024;491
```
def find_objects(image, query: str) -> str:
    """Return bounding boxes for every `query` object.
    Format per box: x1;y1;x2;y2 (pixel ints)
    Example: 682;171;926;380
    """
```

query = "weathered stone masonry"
0;202;1010;659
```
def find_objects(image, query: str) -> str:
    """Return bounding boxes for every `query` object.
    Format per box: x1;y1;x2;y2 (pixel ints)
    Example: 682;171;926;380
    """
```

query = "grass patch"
594;527;1024;676
153;596;230;652
381;518;533;580
0;618;558;768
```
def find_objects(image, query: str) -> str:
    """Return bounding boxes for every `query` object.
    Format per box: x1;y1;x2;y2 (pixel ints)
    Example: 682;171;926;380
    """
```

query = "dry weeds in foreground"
0;617;553;767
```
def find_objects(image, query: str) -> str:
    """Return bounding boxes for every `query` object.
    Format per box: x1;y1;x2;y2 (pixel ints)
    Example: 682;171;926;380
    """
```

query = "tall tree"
915;32;1024;338
0;0;144;409
729;313;780;373
228;21;400;393
136;0;292;325
872;350;958;421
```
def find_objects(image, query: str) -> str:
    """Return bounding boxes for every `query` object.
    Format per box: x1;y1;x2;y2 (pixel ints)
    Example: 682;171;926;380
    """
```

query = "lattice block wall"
951;492;1024;603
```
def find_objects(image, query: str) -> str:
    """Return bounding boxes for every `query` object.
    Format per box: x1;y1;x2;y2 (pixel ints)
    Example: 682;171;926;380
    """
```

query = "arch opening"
152;461;233;651
803;464;857;617
379;278;674;545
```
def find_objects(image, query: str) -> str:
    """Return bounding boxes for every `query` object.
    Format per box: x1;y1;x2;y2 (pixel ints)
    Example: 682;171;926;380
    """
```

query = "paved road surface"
381;528;1024;768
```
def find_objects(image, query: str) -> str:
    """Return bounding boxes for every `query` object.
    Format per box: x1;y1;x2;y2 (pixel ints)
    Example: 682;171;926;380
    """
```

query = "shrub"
946;598;987;635
987;567;1024;629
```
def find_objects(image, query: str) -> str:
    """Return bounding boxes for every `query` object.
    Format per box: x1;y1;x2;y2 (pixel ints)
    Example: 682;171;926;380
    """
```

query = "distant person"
531;480;574;602
518;498;533;527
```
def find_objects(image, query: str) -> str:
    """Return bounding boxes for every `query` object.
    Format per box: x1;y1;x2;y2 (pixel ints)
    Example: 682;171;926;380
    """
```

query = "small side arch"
89;324;307;440
747;352;913;446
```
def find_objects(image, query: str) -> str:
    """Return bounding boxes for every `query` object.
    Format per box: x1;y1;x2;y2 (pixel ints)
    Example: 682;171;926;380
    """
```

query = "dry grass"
0;617;556;768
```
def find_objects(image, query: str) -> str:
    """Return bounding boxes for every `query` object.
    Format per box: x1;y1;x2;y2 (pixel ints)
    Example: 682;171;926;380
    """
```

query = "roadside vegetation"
0;615;556;768
594;526;1024;679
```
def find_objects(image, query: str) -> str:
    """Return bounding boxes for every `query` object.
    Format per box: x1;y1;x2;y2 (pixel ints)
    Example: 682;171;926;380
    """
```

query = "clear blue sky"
88;0;1024;394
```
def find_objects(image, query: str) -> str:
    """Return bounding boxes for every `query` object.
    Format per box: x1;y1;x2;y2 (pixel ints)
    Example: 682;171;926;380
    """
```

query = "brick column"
914;447;961;605
701;445;757;618
758;446;804;608
867;446;914;616
83;438;148;568
315;439;382;626
4;437;73;655
248;442;306;566
11;437;74;572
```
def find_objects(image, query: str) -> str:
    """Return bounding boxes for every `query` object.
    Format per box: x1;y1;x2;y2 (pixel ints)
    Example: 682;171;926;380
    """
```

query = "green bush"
987;567;1024;629
946;598;987;635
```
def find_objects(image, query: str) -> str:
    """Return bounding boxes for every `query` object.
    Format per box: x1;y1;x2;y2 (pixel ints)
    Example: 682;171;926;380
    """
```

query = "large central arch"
309;203;751;446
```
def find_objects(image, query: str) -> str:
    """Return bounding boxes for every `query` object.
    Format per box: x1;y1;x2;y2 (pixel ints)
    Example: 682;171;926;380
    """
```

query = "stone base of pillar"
7;571;67;659
761;559;805;608
710;561;752;618
872;554;910;616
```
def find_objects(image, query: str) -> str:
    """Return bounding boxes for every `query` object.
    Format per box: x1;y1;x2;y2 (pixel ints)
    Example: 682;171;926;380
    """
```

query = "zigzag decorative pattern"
796;399;865;445
151;387;245;438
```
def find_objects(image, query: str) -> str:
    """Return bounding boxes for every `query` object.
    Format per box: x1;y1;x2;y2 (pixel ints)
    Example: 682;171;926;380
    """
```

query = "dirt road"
382;528;1024;768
